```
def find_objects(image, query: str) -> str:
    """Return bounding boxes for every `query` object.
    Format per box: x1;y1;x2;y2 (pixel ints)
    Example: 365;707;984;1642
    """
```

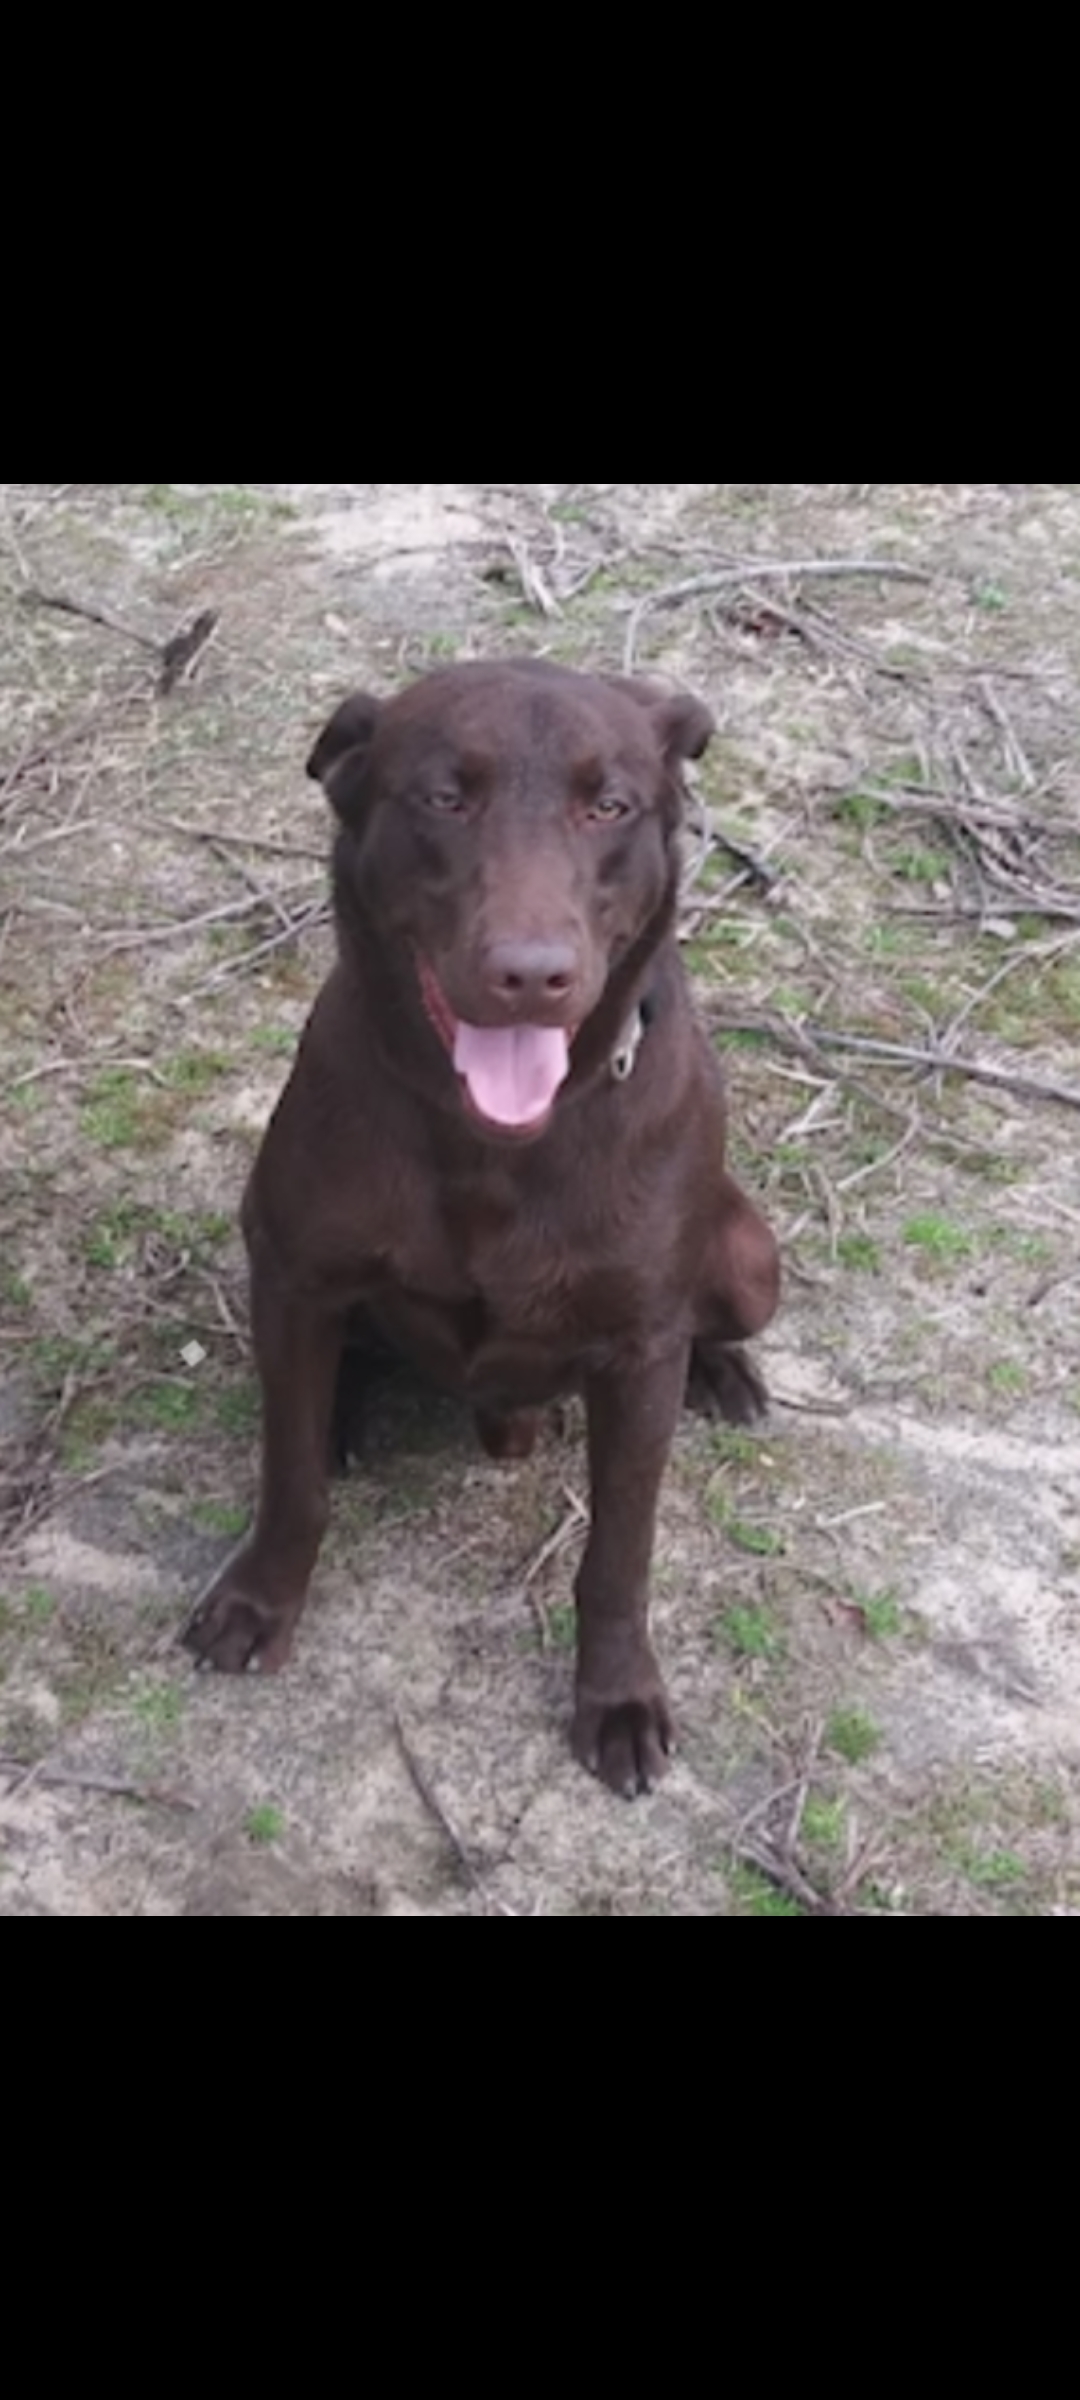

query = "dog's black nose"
484;938;579;1013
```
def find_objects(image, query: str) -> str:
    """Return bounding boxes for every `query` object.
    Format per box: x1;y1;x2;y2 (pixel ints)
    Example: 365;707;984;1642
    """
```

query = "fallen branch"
623;555;930;671
732;1835;838;1916
19;589;219;697
894;896;1080;928
100;883;320;953
840;783;1069;841
392;1711;517;1916
978;675;1037;791
506;535;562;619
0;681;146;811
940;928;1080;1051
157;610;218;695
201;840;298;934
7;1053;163;1095
0;814;108;861
20;586;159;652
805;1021;1080;1110
0;1452;125;1551
728;1721;847;1914
713;588;918;684
768;1389;852;1417
834;1835;891;1907
178;898;329;1001
1027;1265;1080;1309
783;1719;825;1862
709;825;781;892
711;1007;1080;1112
0;1756;197;1811
155;815;325;864
522;1487;589;1586
514;1488;588;1647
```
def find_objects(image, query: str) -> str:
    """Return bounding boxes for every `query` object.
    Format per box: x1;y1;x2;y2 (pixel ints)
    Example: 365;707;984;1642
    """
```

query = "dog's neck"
610;989;658;1084
562;871;678;1096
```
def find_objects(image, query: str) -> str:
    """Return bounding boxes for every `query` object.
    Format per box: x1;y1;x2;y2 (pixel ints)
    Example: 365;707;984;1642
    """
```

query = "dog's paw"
572;1685;674;1800
181;1561;299;1675
686;1338;768;1426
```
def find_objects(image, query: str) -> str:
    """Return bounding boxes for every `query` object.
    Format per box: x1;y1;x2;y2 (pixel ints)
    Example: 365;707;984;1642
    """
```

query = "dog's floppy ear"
603;675;715;765
650;691;715;763
306;692;383;822
648;691;715;763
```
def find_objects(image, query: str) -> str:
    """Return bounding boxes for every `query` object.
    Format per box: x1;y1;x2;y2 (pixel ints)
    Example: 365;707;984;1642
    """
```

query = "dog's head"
307;660;714;1139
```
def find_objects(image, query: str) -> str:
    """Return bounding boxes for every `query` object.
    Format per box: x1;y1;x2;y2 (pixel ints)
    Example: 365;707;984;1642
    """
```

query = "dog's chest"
388;1181;584;1317
372;1172;640;1388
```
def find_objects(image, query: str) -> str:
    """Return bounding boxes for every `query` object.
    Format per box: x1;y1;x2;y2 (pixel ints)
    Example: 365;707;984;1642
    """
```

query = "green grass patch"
83;1202;231;1272
729;1865;804;1918
130;1382;201;1432
215;1382;260;1436
954;1844;1026;1891
836;1233;881;1272
250;1026;298;1057
856;1588;907;1642
710;1427;764;1468
80;1069;146;1149
986;1360;1028;1398
903;1213;976;1263
24;1585;58;1624
160;1049;230;1094
709;1492;785;1557
891;844;950;886
192;1500;249;1539
716;1605;784;1662
825;1708;882;1765
245;1803;285;1846
834;791;888;831
802;1796;846;1851
130;1679;184;1731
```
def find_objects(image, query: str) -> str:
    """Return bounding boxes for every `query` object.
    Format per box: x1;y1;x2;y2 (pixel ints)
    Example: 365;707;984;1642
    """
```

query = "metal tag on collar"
611;1005;645;1083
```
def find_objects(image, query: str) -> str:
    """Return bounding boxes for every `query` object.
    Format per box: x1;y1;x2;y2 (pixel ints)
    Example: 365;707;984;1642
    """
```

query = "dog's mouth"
417;956;572;1133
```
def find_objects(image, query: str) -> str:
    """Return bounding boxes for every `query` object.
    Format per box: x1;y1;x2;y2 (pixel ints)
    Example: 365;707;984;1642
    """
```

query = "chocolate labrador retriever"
182;660;779;1796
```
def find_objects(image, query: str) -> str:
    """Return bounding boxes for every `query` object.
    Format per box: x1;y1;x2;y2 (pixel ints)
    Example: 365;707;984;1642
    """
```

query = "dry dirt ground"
2;480;1080;1916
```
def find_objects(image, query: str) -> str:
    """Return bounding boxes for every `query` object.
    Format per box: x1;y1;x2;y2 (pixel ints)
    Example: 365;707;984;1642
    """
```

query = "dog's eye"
586;794;631;824
426;790;467;817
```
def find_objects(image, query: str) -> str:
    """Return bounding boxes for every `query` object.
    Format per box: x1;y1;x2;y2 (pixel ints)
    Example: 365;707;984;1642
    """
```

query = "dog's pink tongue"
453;1022;569;1127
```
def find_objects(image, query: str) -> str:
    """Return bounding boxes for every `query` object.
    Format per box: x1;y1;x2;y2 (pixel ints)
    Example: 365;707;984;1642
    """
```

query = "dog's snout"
484;938;580;1013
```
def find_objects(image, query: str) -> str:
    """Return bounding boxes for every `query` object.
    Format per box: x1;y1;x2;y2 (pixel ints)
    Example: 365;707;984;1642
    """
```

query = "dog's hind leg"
687;1175;780;1426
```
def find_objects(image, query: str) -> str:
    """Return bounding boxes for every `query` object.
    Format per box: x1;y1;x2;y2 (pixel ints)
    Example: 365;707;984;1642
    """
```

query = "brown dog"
182;661;779;1796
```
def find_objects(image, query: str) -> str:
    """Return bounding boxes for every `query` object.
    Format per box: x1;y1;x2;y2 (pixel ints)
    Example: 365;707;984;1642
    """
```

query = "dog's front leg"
182;1262;345;1674
572;1343;689;1798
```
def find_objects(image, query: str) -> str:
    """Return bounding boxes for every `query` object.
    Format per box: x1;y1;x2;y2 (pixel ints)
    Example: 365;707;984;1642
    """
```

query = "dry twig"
156;815;325;864
20;586;159;652
178;898;329;1001
711;1006;1080;1112
392;1712;517;1916
623;555;930;671
514;1488;589;1646
0;1756;197;1810
0;681;146;812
